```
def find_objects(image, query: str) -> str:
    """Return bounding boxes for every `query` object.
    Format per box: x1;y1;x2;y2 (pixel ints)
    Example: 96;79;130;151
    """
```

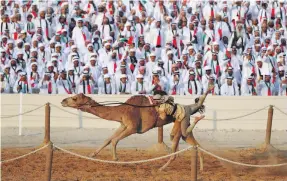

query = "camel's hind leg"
110;127;136;160
89;124;126;157
159;122;182;171
184;132;204;171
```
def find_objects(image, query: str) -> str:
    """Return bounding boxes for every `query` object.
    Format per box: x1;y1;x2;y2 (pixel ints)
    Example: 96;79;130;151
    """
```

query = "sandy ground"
1;147;287;181
1;127;287;181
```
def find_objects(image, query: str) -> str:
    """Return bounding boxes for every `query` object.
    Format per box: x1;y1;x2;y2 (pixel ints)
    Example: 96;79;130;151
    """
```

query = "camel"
61;91;209;169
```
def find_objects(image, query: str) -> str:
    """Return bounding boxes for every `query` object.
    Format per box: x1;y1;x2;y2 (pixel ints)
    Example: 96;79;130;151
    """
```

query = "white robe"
258;81;277;96
183;80;202;96
220;83;239;96
38;80;57;94
72;26;90;54
131;81;149;95
77;79;94;94
98;81;116;95
116;81;131;94
56;78;72;94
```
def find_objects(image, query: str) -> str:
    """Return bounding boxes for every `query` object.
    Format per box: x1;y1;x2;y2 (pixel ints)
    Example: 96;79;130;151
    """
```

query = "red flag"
87;84;91;94
13;32;18;40
45;27;49;39
82;31;86;41
252;65;256;75
216;65;220;78
128;35;134;45
114;62;117;73
172;86;176;95
172;37;177;48
272;77;276;84
139;2;143;11
130;64;135;73
268;87;271;96
156;31;161;47
188;88;192;94
108;2;113;15
30;78;35;88
204;59;208;66
48;82;52;94
87;3;91;14
218;28;222;39
271;8;275;19
232;19;236;29
211;8;214;19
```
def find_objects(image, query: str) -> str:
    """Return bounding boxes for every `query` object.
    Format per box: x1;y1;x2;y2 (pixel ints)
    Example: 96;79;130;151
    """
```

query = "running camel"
61;90;210;169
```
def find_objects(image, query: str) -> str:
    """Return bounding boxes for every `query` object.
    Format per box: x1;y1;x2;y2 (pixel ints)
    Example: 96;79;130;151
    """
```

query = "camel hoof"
113;157;118;161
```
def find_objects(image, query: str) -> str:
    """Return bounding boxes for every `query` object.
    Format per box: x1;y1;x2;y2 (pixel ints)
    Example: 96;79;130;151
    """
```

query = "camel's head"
61;93;93;108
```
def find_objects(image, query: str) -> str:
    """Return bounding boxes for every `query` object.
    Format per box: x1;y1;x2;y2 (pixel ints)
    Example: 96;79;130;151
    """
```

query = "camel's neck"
79;101;124;122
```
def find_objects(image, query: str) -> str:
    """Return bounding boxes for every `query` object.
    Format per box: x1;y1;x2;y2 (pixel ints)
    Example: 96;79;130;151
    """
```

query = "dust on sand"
1;147;287;181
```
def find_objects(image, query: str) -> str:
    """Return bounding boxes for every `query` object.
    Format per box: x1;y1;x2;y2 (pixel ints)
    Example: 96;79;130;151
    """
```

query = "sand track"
2;147;287;181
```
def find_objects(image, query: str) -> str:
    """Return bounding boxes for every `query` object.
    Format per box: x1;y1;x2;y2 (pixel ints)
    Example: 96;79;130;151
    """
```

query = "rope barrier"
214;106;269;121
50;104;95;119
0;144;49;164
1;105;45;119
274;106;287;116
54;145;194;164
198;147;287;168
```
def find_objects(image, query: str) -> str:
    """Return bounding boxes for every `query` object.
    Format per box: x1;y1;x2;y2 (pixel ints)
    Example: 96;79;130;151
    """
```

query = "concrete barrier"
1;95;287;130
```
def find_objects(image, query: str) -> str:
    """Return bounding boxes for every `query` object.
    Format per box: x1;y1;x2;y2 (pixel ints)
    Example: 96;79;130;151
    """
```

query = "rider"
153;86;212;138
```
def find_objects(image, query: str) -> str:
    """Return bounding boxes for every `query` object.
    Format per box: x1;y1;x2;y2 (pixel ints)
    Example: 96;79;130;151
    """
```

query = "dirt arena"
2;146;287;181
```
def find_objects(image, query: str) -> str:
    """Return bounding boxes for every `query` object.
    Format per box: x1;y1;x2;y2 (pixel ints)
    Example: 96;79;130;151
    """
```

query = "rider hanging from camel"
152;85;213;139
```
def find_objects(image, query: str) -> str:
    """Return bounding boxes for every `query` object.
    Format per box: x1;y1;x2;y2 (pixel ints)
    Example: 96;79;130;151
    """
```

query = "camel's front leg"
159;122;181;171
89;124;126;157
111;127;135;160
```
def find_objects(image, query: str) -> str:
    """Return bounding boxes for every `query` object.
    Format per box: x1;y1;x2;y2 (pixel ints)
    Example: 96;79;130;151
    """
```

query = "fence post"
191;146;198;181
158;127;163;143
45;142;53;181
18;92;23;136
213;110;217;130
43;103;51;145
265;105;274;146
78;110;83;129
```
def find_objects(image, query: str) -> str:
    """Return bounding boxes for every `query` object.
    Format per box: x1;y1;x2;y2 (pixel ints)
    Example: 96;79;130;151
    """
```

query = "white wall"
1;95;287;130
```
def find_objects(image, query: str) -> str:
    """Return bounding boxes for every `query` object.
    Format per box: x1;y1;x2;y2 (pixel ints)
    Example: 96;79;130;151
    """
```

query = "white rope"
198;147;287;168
0;144;49;164
1;104;45;119
215;106;269;121
54;145;194;164
274;106;287;116
50;104;95;119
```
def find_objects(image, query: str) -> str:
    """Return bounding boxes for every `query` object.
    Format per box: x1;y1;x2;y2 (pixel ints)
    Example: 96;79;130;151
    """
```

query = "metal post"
45;142;53;181
18;92;23;136
158;127;163;143
191;147;198;181
43;103;51;145
265;105;274;145
213;110;217;130
78;110;83;129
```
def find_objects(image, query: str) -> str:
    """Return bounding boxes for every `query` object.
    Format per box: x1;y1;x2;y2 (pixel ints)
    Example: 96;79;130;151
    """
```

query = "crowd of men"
0;0;287;96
